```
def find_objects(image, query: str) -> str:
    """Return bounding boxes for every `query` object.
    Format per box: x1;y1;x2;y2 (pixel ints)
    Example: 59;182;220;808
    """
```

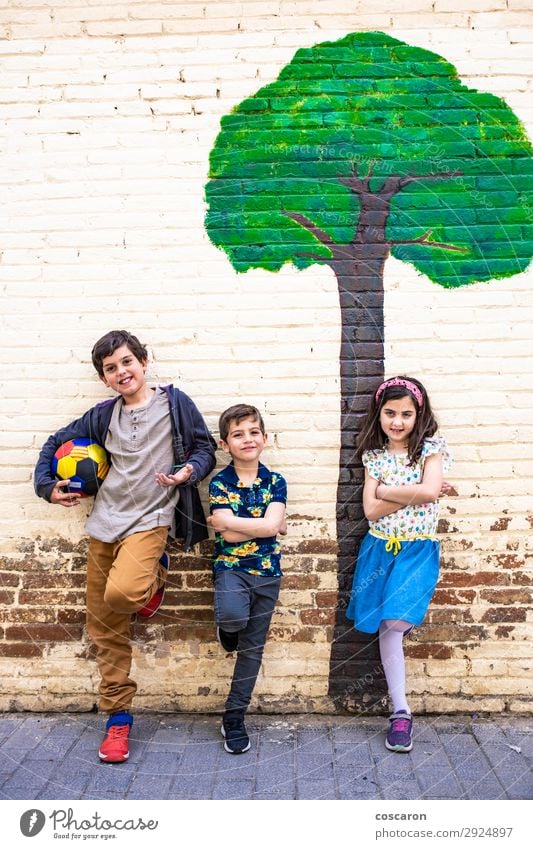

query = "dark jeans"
214;569;281;712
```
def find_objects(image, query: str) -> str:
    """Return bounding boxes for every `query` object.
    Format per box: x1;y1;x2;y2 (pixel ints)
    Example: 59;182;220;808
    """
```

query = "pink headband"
375;377;424;408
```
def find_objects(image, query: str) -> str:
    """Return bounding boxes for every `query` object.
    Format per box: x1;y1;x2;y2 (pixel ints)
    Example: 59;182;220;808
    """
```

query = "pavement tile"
37;771;94;799
125;775;174;799
253;789;296;800
297;779;338;800
336;772;381;800
380;779;423;800
85;764;135;793
212;780;255;800
295;753;335;781
0;718;24;740
170;774;215;799
334;740;374;768
296;729;334;754
217;754;258;781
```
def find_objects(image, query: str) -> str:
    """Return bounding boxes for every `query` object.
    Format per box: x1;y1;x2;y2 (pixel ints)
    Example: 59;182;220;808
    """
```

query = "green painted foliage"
205;31;533;287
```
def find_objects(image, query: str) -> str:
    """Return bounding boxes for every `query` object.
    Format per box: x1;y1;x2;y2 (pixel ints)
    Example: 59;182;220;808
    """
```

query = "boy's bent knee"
103;581;138;613
216;612;248;632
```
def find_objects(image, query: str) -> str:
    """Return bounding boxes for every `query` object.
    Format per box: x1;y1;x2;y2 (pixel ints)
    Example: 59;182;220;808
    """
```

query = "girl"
346;376;452;753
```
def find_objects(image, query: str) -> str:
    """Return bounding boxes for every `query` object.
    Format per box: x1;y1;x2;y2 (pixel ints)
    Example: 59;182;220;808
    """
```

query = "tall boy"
207;404;287;754
34;330;216;762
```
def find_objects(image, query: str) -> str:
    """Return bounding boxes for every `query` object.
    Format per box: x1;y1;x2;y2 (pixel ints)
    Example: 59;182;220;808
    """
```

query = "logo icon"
20;810;46;837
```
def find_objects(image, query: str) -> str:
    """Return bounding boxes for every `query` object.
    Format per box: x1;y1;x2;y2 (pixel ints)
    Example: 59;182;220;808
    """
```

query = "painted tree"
205;31;533;708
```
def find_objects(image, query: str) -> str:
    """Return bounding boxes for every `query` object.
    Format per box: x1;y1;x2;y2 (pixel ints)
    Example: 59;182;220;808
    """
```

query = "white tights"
378;619;412;715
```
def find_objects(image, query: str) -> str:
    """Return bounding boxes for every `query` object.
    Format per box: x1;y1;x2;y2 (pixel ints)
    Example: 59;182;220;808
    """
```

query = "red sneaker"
137;552;169;619
98;720;131;763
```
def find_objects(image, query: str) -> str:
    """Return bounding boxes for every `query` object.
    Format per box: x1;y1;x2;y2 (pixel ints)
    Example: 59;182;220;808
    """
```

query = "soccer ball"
52;438;110;496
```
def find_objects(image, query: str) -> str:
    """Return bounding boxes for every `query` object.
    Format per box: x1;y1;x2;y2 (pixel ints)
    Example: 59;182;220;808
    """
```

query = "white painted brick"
435;0;506;9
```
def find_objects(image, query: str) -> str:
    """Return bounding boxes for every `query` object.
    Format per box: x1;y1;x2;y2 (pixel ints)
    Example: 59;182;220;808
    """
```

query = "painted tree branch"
391;228;469;253
398;171;464;188
282;211;336;246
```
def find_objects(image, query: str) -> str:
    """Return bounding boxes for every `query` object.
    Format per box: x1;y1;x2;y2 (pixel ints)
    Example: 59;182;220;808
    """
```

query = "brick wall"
0;1;531;714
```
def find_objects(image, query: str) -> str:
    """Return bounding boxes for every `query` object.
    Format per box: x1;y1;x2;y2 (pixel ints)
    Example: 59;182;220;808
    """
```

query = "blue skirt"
345;532;440;634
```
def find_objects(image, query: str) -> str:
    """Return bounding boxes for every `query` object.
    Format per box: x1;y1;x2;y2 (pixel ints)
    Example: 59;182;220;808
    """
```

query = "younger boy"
207;404;287;754
34;330;216;762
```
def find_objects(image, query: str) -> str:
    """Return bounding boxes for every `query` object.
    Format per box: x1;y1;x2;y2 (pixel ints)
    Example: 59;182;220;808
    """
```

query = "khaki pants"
86;527;168;714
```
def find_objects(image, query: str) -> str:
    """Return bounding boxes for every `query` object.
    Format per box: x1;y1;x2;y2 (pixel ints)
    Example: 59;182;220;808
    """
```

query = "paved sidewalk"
0;713;530;800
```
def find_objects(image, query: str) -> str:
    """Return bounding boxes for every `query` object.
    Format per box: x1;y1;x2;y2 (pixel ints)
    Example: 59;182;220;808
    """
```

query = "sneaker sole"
220;723;251;754
98;751;129;762
385;740;413;753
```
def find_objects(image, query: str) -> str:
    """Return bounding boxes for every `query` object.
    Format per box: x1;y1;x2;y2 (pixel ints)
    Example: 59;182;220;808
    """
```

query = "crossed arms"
363;453;447;522
207;502;287;543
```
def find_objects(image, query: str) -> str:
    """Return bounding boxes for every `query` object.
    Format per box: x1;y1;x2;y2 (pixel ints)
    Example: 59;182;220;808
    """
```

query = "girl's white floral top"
363;436;452;539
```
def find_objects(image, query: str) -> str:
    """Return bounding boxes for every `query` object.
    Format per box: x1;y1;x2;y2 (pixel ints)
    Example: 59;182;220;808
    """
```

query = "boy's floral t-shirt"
363;436;452;539
209;462;287;576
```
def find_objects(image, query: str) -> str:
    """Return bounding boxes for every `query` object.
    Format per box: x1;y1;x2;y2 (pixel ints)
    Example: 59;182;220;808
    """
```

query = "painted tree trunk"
328;254;387;712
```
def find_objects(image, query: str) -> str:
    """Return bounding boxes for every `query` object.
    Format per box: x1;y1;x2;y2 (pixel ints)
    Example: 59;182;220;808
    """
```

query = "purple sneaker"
385;710;413;752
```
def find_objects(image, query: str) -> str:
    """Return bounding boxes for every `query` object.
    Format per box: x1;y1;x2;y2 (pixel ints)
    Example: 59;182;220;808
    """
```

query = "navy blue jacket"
34;385;217;550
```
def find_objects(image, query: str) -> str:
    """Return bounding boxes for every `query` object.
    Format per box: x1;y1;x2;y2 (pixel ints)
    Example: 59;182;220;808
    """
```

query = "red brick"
432;588;476;605
57;609;85;625
4;624;82;641
18;590;85;605
0;591;15;604
281;574;320;590
511;571;531;585
490;516;511;531
164;590;213;606
428;608;473;624
0;608;56;624
415;624;486;642
0;642;43;658
172;556;212;571
406;644;452;659
490;554;525;569
480;588;531;604
481;607;527;623
439;571;509;587
300;608;336;625
315;591;338;608
285;539;338;555
159;625;213;640
185;573;213;589
21;572;85;589
0;573;20;587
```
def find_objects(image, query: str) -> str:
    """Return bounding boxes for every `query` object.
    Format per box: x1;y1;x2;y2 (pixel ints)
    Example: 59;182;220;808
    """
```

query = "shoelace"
225;718;245;733
391;719;410;732
107;725;129;738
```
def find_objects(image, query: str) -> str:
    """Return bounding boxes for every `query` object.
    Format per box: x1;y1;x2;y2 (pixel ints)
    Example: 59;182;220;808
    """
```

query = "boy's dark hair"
219;404;266;443
91;330;148;377
356;375;438;465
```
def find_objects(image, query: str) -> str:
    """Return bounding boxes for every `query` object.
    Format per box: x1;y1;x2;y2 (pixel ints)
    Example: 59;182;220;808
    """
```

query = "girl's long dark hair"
356;376;438;465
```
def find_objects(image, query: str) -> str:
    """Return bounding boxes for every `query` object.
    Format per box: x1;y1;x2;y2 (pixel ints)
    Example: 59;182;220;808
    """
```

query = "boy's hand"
155;463;194;487
50;480;81;507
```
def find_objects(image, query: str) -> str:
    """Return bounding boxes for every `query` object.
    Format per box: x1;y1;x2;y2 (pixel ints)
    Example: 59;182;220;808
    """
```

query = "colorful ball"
52;438;110;496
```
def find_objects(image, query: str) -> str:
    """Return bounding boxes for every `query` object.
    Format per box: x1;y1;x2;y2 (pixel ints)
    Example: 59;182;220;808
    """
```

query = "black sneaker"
221;711;251;754
216;626;239;653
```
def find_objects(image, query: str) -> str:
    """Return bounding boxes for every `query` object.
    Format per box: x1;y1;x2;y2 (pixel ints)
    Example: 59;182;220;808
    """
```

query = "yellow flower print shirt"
209;462;287;576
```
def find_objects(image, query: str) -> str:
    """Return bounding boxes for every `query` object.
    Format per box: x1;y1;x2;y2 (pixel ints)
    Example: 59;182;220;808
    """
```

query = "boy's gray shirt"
85;388;179;542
